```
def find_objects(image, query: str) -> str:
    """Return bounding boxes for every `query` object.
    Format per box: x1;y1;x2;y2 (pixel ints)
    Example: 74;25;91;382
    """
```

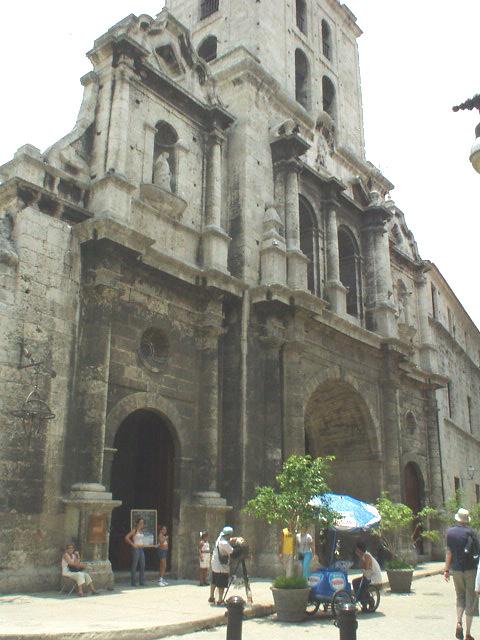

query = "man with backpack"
444;508;480;640
208;526;237;606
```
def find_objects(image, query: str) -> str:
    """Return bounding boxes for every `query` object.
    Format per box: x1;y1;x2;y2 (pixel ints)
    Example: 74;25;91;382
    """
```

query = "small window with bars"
200;0;219;20
296;0;307;34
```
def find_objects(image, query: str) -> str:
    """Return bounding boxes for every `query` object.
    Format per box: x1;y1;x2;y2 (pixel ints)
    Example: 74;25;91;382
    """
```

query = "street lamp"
467;465;476;481
452;94;480;174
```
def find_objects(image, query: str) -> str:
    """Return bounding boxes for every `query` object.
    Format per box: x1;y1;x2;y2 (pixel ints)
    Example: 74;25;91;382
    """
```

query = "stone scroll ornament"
0;214;18;267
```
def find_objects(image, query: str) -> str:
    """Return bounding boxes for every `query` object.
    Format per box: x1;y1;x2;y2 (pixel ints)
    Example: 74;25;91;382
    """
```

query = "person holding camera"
208;526;237;605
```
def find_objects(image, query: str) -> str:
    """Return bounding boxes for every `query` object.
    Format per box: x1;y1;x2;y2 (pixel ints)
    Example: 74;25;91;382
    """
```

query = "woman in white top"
125;518;146;587
353;541;382;609
198;531;210;586
296;527;315;577
61;543;96;596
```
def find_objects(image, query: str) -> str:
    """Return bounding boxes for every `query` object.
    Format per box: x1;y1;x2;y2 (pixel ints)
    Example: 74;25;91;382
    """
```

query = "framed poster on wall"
130;509;157;546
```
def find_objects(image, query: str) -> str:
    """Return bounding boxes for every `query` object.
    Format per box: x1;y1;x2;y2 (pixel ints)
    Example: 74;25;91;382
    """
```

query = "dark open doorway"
109;409;175;571
404;462;425;553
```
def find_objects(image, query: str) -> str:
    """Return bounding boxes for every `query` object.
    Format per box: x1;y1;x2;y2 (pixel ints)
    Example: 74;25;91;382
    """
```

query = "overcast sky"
1;2;479;326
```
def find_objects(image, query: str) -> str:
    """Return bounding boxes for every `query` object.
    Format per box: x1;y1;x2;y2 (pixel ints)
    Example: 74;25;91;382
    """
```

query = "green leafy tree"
243;455;337;557
374;492;439;569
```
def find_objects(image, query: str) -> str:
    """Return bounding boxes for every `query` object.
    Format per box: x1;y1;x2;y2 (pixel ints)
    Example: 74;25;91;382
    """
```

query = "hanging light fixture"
11;342;56;447
452;94;480;174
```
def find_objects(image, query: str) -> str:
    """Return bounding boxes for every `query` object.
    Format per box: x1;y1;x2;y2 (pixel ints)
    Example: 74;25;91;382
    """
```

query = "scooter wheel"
306;599;320;616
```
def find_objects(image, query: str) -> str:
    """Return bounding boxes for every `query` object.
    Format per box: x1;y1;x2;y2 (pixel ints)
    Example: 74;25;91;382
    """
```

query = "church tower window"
322;76;336;119
321;20;332;60
295;49;310;109
296;0;307;34
198;36;218;62
200;0;219;20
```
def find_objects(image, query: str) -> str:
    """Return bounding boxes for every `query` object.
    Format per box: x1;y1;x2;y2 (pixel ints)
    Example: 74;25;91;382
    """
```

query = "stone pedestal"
287;248;309;290
202;224;231;273
176;492;232;579
374;301;399;338
63;483;121;590
325;279;347;315
89;173;136;223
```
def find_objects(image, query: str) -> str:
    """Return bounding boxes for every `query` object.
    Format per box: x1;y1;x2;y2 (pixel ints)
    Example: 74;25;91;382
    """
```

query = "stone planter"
271;587;310;622
386;569;414;593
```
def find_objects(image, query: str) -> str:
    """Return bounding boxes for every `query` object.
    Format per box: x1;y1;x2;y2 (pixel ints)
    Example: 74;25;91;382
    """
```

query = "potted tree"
374;493;439;593
244;454;336;621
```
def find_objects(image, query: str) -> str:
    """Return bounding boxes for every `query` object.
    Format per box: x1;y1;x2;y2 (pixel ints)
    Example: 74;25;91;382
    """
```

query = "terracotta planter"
386;569;414;593
271;586;310;622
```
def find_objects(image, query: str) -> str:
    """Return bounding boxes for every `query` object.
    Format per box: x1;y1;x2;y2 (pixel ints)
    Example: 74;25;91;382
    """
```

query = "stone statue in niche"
153;151;172;192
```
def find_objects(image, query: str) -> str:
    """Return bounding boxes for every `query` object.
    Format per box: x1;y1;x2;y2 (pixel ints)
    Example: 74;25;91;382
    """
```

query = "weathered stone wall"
0;206;81;592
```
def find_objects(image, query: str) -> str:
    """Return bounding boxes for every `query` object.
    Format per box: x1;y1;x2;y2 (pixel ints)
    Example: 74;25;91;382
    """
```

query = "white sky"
1;1;479;326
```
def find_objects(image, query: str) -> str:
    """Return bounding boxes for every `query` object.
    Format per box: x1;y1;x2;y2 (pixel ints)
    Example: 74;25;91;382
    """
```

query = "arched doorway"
304;380;380;501
109;409;175;571
404;462;425;552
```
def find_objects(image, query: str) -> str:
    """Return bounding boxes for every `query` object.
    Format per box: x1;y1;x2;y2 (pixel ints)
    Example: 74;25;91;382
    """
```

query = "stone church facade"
0;0;479;592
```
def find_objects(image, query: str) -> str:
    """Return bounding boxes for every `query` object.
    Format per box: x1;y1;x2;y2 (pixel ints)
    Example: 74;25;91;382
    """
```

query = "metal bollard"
226;595;245;640
336;603;358;640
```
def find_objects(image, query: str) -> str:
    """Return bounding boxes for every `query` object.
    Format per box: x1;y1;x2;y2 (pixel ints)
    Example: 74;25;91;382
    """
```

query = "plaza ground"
0;563;443;640
169;571;461;640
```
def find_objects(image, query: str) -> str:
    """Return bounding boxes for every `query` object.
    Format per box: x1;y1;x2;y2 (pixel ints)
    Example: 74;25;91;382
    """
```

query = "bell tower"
165;0;366;158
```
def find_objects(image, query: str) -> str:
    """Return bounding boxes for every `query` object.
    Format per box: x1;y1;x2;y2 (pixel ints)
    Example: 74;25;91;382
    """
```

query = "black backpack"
464;532;480;562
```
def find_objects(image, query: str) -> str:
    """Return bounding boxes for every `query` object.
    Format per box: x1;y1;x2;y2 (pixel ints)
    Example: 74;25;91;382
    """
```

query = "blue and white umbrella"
311;493;381;532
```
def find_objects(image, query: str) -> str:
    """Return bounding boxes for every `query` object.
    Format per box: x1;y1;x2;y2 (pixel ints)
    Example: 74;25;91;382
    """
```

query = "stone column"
325;207;347;314
416;273;436;371
284;160;308;289
424;390;445;506
202;129;231;272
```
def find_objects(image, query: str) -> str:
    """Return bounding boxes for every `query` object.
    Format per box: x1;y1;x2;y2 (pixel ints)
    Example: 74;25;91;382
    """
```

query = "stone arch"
303;372;381;501
295;49;310;109
403;459;426;552
338;225;363;319
299;195;320;295
105;391;184;459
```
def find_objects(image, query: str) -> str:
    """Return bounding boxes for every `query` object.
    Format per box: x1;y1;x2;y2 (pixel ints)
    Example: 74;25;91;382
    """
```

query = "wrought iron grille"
200;0;219;20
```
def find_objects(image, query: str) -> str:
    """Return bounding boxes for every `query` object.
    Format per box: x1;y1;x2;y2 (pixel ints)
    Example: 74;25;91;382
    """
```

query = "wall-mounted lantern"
10;343;56;447
452;94;480;174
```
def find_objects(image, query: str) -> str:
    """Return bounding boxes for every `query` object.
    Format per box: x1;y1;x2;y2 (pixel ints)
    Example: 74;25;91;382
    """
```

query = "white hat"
455;508;470;523
222;526;233;536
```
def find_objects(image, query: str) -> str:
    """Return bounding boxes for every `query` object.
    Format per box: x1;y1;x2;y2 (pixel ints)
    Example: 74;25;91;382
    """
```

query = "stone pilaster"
142;122;157;183
202;129;231;273
74;289;112;486
196;323;223;493
363;208;397;337
380;346;403;500
106;63;131;177
325;206;347;314
423;389;445;505
284;160;308;290
416;272;436;372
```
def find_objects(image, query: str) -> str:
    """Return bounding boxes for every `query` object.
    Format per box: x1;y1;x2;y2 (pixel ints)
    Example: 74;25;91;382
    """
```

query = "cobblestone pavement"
163;574;462;640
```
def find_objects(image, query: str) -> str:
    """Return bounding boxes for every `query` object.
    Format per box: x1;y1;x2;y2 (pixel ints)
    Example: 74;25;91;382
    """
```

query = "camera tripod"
222;557;253;605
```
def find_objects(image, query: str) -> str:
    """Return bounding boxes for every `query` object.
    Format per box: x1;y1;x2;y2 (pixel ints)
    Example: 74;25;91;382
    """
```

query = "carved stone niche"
140;182;188;220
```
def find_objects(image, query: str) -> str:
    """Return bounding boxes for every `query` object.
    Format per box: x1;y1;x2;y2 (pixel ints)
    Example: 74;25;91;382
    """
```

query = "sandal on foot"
208;597;215;603
456;624;464;640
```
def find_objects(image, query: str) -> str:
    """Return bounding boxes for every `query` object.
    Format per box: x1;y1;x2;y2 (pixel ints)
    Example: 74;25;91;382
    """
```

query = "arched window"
321;20;332;60
299;196;319;295
322;76;336;119
200;0;219;20
296;0;307;34
295;49;310;109
153;121;179;193
198;35;218;62
338;227;362;318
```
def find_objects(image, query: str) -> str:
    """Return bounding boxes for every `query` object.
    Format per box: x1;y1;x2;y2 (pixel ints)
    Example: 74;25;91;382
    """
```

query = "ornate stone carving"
0;214;18;267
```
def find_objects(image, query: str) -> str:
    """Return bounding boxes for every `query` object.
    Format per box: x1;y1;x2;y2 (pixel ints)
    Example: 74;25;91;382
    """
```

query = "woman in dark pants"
125;518;146;586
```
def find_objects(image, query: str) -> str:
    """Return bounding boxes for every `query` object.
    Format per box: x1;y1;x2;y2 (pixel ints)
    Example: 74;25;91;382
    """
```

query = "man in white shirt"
353;541;382;610
208;526;237;605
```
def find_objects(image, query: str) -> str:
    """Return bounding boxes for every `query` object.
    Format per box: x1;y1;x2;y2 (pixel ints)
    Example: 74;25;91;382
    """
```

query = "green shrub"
272;575;309;589
385;559;413;571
